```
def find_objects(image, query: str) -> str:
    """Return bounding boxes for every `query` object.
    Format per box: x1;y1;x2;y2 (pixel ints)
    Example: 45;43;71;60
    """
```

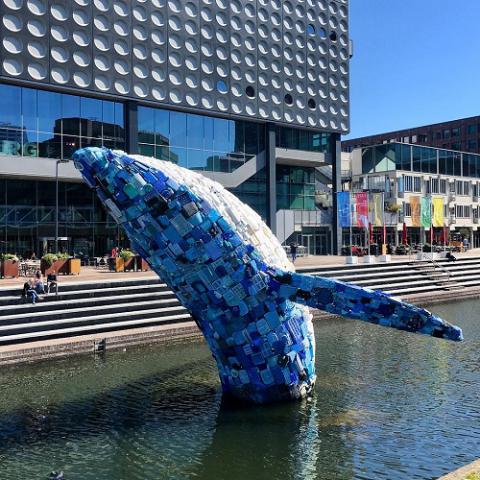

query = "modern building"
347;142;480;248
343;116;480;155
0;0;351;257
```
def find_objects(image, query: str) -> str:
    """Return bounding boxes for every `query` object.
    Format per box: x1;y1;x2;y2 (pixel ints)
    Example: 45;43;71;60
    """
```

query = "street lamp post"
55;159;70;253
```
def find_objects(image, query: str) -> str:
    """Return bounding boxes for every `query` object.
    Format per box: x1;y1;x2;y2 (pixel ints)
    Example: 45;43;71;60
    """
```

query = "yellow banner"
432;197;445;227
411;196;421;227
372;193;383;227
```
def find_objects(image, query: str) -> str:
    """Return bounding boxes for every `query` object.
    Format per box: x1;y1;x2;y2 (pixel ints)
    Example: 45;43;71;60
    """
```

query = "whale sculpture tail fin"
267;269;463;342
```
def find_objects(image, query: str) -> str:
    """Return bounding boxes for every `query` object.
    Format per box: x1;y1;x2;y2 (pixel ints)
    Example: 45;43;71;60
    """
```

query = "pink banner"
356;192;369;228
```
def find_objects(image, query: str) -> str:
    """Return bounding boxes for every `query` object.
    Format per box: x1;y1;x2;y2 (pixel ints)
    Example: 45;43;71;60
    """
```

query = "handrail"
416;253;452;284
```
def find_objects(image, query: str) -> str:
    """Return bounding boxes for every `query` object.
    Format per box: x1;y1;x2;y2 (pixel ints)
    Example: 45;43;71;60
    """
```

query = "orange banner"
411;196;421;227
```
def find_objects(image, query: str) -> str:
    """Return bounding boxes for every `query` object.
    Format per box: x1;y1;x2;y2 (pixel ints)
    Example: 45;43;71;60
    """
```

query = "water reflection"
0;300;479;480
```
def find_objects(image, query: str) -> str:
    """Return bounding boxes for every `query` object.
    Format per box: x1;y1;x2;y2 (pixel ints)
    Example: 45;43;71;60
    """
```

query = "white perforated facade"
0;0;350;133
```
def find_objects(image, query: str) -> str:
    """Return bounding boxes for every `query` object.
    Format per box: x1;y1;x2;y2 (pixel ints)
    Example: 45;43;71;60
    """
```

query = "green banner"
421;196;431;229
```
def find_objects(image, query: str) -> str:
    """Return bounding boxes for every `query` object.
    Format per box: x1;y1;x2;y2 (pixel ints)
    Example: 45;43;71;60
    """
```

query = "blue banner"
338;192;351;228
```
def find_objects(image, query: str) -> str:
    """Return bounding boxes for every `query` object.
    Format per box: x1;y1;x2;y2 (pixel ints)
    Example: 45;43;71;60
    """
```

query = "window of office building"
456;205;471;218
0;178;120;257
0;84;125;159
462;153;480;178
467;140;477;152
276;127;330;153
276;165;316;210
439;150;461;176
413;177;422;193
431;178;439;194
452;127;460;137
138;106;265;172
403;175;413;192
467;124;477;135
440;179;447;194
229;168;268;219
443;129;450;139
403;202;411;217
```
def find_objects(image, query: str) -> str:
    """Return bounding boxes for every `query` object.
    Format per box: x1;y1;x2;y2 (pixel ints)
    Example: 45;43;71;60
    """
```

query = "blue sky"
346;0;480;139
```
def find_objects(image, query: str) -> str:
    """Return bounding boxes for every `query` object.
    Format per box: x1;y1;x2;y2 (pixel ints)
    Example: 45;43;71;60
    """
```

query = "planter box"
379;255;391;263
123;257;136;272
363;255;376;264
108;257;124;272
136;256;150;271
68;258;81;275
1;259;19;278
345;256;358;265
41;259;69;275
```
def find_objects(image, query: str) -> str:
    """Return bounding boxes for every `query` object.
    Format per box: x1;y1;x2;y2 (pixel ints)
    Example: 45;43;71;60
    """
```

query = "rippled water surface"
0;300;479;480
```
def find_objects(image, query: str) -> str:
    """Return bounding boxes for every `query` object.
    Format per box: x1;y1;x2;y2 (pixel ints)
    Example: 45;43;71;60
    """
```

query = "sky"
346;0;480;139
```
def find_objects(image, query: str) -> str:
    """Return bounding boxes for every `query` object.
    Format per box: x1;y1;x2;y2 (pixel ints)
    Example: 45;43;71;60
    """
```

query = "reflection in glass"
0;84;21;128
170;112;187;148
38;90;61;135
22;88;37;132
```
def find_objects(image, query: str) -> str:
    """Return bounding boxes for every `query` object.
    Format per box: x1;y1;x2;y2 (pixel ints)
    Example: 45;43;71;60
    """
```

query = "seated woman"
21;279;40;304
33;270;45;294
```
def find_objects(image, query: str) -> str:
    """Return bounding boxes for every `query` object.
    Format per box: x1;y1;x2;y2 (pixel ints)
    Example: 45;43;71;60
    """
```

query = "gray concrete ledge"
437;459;480;480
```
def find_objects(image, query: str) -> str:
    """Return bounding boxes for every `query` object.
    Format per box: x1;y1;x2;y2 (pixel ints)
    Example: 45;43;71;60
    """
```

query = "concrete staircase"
0;278;190;346
0;256;479;347
297;256;480;297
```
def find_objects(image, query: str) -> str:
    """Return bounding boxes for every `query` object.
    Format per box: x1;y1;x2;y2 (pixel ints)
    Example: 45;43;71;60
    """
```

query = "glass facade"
276;166;316;210
138;106;265;172
362;143;480;178
0;84;125;159
276;126;330;153
0;178;120;257
0;82;335;255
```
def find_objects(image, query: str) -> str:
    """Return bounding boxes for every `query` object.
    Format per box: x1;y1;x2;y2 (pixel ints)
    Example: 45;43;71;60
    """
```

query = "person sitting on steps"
446;251;457;262
47;270;58;295
21;279;41;304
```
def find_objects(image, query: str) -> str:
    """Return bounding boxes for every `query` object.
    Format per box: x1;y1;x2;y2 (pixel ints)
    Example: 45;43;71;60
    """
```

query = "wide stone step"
0;290;178;315
0;297;184;325
0;276;163;298
0;284;169;306
0;312;193;345
0;305;190;337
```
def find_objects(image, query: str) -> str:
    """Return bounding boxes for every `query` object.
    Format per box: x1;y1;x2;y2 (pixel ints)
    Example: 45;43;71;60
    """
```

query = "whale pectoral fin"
268;269;463;342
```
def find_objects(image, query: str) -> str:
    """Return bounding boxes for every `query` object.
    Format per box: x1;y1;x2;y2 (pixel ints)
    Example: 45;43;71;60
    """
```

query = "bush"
56;252;70;260
0;253;18;261
42;253;58;267
119;249;135;260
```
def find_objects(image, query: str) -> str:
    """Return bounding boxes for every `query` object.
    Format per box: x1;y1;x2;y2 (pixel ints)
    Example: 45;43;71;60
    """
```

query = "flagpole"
349;192;353;256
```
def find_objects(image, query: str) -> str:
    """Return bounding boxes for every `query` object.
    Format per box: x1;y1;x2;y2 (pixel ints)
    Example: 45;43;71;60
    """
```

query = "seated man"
46;270;58;295
446;251;457;262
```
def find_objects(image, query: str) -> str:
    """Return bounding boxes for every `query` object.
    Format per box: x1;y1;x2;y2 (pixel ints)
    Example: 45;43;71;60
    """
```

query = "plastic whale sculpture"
73;148;463;404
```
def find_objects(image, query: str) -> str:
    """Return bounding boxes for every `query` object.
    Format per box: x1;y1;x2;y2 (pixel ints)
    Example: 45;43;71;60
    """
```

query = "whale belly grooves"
72;148;463;405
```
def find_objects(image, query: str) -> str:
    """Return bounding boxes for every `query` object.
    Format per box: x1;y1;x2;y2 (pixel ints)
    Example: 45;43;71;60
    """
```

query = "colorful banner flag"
350;194;357;226
356;192;368;228
421;196;431;229
411;196;421;227
371;193;383;227
338;192;351;228
432;197;445;227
